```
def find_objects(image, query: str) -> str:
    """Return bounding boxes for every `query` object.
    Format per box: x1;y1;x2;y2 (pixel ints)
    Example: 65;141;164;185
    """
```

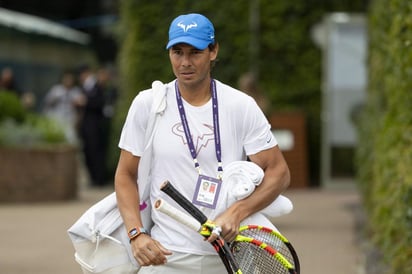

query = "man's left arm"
212;145;290;242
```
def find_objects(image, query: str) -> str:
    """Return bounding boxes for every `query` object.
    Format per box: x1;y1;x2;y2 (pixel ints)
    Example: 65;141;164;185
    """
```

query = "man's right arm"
114;149;171;266
114;149;142;230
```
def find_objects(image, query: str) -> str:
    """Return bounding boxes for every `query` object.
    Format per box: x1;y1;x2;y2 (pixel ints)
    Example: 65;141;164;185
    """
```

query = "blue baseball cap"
166;13;215;50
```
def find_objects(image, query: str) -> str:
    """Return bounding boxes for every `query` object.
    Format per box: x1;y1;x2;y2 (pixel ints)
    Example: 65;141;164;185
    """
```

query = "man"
43;70;86;145
77;65;107;187
115;13;290;273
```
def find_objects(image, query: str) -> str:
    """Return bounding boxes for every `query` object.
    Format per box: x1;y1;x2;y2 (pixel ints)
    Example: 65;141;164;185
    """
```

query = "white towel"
221;161;293;218
222;161;263;202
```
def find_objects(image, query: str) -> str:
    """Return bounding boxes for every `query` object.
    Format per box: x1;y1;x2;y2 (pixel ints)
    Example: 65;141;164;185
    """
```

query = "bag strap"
143;80;167;150
138;81;168;204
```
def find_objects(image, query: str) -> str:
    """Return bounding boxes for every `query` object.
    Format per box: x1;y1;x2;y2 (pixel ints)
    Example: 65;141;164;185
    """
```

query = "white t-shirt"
119;79;277;255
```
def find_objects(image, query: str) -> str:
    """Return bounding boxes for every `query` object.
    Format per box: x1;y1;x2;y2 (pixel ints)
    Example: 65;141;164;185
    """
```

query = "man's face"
169;43;218;87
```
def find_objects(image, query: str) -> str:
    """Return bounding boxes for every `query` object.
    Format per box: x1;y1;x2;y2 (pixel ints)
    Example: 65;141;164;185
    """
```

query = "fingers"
207;224;238;243
212;226;222;237
132;235;172;266
224;230;238;243
206;226;221;243
221;225;238;243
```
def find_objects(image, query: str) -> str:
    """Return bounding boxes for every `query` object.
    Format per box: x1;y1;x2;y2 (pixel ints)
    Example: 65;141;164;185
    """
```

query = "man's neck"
178;79;212;106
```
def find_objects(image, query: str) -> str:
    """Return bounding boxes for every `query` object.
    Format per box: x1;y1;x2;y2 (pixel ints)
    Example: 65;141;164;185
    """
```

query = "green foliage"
0;91;67;147
0;114;67;147
0;91;26;123
356;0;412;272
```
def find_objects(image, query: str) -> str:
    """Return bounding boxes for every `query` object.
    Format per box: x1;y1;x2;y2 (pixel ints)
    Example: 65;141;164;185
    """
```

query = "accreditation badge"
192;175;222;209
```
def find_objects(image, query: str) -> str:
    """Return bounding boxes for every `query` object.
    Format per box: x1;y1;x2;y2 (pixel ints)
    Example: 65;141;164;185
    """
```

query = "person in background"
78;65;108;187
0;67;19;94
114;13;290;273
43;70;86;144
1;66;36;109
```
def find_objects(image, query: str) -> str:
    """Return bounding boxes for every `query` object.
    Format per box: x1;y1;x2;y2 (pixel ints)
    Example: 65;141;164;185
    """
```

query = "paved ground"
273;185;364;274
0;183;364;274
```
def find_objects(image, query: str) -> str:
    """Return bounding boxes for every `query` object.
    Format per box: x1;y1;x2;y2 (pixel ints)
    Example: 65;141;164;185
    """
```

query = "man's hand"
206;208;241;243
131;234;173;266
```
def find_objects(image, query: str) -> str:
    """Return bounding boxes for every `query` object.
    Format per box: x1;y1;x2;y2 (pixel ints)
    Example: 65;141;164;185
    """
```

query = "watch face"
129;227;147;240
129;228;138;238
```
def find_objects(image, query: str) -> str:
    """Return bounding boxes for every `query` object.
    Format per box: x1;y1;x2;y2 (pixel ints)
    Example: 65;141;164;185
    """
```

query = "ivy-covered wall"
357;0;412;272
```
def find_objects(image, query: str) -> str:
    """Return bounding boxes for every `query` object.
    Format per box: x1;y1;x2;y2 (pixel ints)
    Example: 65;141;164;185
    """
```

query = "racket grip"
161;181;208;224
154;199;202;232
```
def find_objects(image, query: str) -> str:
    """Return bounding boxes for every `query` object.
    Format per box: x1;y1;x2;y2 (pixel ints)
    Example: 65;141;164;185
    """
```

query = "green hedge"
356;0;412;272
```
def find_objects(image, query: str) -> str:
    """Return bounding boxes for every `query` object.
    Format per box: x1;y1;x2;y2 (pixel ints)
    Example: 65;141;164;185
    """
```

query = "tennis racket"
155;197;298;274
160;181;242;274
238;225;300;273
159;180;298;274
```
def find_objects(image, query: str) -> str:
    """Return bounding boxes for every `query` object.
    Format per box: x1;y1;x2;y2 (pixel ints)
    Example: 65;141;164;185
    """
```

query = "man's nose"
182;53;191;66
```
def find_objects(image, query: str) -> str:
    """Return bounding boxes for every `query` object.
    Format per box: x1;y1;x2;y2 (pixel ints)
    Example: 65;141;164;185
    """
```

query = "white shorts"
138;251;227;274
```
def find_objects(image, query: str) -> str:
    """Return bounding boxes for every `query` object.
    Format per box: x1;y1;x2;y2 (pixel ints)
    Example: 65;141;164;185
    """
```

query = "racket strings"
231;241;290;274
240;229;297;269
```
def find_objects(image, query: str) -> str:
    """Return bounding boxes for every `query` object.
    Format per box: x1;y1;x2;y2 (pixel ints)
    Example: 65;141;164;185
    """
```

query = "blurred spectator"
0;66;36;109
43;69;86;145
97;65;119;164
238;72;270;115
77;64;107;187
0;67;19;94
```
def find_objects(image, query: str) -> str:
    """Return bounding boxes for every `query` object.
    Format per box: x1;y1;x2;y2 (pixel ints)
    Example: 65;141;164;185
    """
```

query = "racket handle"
154;199;202;232
161;181;208;224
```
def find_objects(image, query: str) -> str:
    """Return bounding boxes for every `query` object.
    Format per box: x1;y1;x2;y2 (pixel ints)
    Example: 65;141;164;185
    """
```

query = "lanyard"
175;79;223;177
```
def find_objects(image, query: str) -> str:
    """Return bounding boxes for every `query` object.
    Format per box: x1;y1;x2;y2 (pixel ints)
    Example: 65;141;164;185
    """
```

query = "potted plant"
0;91;78;202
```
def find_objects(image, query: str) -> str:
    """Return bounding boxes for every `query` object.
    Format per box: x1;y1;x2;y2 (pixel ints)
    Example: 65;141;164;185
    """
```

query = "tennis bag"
67;192;148;273
67;81;167;273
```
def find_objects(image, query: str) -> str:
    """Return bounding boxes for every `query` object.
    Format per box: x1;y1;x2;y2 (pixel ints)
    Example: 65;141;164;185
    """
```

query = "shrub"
0;91;26;123
0;91;67;147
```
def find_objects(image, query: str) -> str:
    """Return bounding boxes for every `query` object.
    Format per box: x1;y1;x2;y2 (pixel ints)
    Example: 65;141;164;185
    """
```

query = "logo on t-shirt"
172;123;214;154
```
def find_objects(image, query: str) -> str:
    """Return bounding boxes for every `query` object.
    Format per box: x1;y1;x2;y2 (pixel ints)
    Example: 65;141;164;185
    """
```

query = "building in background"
0;7;96;110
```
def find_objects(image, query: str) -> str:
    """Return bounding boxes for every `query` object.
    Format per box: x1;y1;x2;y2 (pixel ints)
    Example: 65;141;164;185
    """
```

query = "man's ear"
210;43;219;61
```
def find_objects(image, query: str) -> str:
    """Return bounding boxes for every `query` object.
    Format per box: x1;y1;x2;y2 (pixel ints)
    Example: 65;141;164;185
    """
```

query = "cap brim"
166;36;210;50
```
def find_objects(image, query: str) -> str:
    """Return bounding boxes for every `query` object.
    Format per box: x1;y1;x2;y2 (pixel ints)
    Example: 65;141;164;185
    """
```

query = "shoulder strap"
138;81;167;202
142;81;167;150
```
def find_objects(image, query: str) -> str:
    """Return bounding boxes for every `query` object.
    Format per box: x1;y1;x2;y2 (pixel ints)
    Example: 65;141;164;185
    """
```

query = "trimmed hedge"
357;0;412;272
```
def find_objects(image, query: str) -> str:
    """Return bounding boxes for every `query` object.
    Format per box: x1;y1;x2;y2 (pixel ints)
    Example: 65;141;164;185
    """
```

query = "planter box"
0;145;78;202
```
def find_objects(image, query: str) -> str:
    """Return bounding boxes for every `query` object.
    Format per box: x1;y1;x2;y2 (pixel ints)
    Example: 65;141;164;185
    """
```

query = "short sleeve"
118;90;152;156
242;99;277;155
